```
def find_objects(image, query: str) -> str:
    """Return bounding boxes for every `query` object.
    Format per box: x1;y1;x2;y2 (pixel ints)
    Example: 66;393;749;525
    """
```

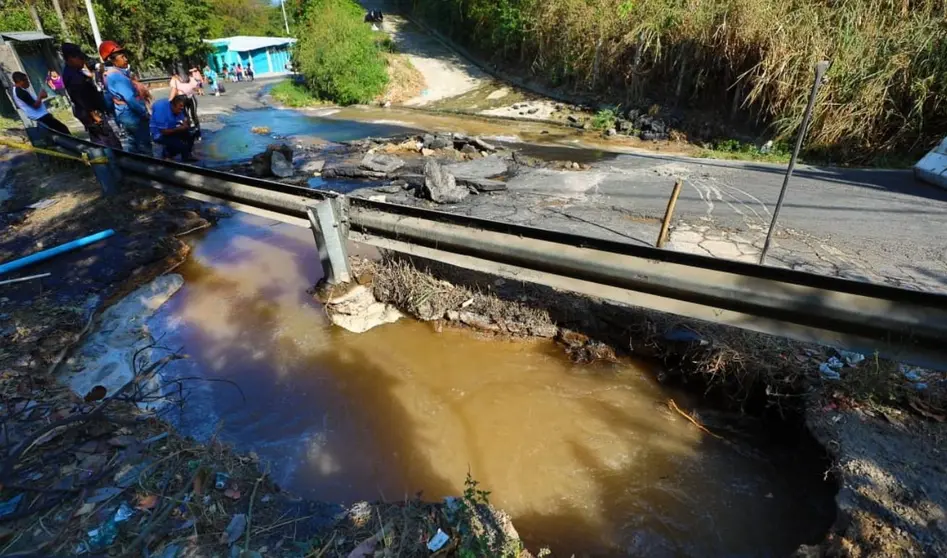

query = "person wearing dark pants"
150;95;197;162
10;72;71;135
61;43;121;149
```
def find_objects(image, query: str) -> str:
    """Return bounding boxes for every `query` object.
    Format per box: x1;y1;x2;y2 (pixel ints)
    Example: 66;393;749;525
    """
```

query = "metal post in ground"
759;60;830;265
89;146;121;196
656;178;684;248
307;198;352;285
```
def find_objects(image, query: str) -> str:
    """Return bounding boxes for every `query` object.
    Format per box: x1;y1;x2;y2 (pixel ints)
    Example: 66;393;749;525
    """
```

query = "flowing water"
146;108;835;556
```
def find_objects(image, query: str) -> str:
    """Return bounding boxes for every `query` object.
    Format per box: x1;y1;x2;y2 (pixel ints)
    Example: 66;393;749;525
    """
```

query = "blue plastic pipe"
0;229;115;276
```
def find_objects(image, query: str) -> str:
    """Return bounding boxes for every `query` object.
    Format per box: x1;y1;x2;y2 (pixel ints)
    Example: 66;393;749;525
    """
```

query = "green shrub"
296;0;389;105
591;108;618;131
269;79;325;107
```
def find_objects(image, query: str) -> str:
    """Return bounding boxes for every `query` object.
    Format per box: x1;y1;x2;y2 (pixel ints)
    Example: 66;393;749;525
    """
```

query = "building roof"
204;36;297;52
1;31;54;42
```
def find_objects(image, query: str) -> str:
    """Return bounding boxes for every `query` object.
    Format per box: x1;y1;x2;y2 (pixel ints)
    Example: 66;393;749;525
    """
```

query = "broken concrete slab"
423;159;468;204
456;177;508;192
326;285;402;333
60;274;184;402
360;153;405;174
322;165;389;180
447;156;509;180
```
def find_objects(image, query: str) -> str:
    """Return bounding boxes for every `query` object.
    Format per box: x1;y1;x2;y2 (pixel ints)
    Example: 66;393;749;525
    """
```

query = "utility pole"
83;0;103;47
280;0;290;35
759;60;830;265
50;0;71;39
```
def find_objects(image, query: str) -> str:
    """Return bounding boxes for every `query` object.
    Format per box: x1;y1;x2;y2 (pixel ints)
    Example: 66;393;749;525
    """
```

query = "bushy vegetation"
295;0;389;105
410;0;947;163
269;78;325;107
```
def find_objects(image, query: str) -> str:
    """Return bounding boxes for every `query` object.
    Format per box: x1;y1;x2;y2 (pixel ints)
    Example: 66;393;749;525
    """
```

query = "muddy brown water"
147;212;834;557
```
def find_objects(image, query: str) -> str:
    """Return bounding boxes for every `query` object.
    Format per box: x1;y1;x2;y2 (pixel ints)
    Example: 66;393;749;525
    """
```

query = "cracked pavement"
368;151;947;293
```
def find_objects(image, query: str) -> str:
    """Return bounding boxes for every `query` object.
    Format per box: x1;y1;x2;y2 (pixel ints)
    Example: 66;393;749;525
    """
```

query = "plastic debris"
215;472;231;490
0;494;23;519
838;350;865;366
221;514;247;546
114;502;134;523
819;363;841;381
87;518;119;550
427;529;450;552
663;326;706;345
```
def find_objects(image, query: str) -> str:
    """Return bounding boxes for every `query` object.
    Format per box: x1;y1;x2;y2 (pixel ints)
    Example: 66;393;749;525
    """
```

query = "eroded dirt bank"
326;253;947;557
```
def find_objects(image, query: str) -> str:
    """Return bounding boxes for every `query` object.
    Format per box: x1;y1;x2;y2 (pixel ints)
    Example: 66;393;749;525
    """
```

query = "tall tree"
49;0;70;38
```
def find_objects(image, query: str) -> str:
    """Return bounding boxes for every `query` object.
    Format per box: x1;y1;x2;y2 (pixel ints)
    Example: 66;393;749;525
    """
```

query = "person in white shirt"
10;72;71;135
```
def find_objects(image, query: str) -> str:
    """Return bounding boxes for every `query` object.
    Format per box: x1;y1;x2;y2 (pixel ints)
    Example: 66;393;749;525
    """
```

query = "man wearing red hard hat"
99;41;152;155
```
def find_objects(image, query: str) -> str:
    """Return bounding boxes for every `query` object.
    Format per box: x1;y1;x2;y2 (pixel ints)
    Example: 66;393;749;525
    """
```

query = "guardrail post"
307;198;351;285
89;146;121;197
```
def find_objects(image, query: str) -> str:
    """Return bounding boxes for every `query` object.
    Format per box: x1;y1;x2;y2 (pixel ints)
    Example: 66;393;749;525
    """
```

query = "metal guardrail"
42;130;947;368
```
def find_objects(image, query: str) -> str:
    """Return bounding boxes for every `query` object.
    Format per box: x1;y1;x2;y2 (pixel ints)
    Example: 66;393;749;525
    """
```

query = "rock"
460;144;479;157
527;107;539;114
615;119;631;133
625;108;641;121
360;153;404;174
456;177;508;192
270;151;294;178
421;148;435;157
300;159;326;175
375;184;403;194
326;285;402;333
321;165;389;180
397;174;425;189
571;162;581;170
472;137;497;152
250;143;294;177
424;134;452;150
567;114;580;123
423;159;468;204
606;128;617;136
640;131;669;142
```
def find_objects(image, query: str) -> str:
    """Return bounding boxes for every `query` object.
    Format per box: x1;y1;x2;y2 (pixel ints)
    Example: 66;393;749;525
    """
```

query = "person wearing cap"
9;71;71;135
99;40;152;155
61;43;121;149
150;95;198;162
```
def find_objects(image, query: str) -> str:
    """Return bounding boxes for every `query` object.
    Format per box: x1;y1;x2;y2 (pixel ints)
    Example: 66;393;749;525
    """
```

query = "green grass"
698;139;793;164
296;0;389;105
269;79;327;107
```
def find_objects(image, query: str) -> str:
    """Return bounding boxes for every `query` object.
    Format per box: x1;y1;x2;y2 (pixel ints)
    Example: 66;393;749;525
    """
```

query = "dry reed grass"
412;0;947;162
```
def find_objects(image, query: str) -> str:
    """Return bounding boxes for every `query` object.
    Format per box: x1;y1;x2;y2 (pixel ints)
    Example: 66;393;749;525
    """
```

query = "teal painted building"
204;36;296;76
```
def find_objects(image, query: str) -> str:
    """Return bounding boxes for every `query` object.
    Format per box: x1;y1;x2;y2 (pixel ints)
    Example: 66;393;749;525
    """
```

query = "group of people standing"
221;62;253;83
9;40;201;163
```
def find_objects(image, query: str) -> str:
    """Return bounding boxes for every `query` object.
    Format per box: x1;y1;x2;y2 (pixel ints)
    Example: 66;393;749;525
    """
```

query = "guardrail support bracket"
307;199;351;285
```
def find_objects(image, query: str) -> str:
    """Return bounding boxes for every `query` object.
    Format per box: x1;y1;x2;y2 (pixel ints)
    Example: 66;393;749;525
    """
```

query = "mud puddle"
200;108;420;163
144;213;834;556
203;105;632;168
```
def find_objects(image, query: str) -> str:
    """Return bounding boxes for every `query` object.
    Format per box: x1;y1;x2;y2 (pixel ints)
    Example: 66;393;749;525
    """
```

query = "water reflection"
149;214;833;556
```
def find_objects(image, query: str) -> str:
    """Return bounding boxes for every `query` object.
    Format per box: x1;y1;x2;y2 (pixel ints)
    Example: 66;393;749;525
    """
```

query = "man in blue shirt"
150;95;197;162
99;40;151;155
